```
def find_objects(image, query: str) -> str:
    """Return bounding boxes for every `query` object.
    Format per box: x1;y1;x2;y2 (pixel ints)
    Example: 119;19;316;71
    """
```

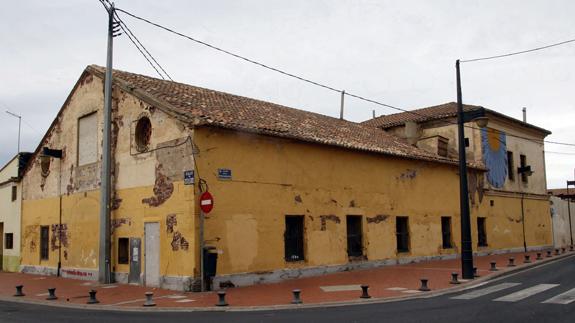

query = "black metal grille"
284;216;304;262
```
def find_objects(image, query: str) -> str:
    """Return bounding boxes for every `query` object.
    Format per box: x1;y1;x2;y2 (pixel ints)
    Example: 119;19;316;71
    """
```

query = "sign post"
199;191;214;292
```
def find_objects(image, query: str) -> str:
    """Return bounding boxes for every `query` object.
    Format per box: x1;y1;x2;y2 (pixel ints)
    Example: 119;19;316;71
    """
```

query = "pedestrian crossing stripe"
542;288;575;305
451;282;521;300
494;284;559;302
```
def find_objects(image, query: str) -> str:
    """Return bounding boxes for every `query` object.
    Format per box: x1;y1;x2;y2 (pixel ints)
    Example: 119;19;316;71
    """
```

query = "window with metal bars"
396;216;410;252
284;216;304;262
346;215;363;258
40;226;49;260
477;217;488;247
441;217;453;249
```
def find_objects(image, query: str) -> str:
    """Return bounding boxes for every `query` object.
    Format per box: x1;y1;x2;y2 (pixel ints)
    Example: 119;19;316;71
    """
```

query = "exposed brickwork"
142;164;174;207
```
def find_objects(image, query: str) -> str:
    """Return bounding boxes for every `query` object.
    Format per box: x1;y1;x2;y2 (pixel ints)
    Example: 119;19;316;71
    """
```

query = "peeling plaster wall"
194;127;552;280
550;196;575;248
21;74;197;290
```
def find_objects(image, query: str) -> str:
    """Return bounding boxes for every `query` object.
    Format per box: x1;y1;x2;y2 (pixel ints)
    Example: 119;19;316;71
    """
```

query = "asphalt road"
1;254;574;323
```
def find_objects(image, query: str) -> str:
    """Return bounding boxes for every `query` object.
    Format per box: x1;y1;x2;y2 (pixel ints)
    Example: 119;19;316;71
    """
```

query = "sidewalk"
0;248;571;310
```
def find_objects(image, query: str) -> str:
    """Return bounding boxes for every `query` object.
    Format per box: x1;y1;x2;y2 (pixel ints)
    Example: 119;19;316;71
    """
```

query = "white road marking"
386;287;408;291
402;290;422;294
320;285;362;292
101;285;118;289
175;299;195;303
542;288;575;304
451;282;521;300
494;284;559;302
35;293;49;296
166;295;187;299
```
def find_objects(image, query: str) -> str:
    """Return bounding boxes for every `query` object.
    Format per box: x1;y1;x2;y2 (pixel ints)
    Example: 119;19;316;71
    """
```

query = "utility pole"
456;60;474;279
339;90;345;120
568;180;575;247
5;111;21;153
99;2;120;284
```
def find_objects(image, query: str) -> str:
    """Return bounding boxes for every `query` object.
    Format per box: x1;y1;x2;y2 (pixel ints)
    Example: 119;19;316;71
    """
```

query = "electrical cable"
114;6;575;148
461;37;575;63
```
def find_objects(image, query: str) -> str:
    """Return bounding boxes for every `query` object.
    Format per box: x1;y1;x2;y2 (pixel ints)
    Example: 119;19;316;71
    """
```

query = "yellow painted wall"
21;72;197;286
195;127;552;277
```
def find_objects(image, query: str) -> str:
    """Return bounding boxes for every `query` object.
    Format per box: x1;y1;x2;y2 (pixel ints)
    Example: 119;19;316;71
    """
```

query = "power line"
545;150;575;156
98;0;171;81
461;37;575;63
114;7;575;148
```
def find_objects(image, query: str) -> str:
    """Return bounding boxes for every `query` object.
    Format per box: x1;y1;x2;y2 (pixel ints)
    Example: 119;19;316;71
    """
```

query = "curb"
1;251;573;313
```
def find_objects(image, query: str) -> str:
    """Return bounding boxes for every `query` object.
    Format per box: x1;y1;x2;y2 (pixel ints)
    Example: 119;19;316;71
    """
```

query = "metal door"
346;216;363;257
144;222;160;287
128;238;141;284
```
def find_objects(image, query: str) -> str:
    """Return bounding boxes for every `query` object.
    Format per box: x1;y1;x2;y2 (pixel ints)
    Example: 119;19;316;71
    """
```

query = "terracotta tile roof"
362;102;482;128
362;102;551;135
86;65;477;167
548;188;575;198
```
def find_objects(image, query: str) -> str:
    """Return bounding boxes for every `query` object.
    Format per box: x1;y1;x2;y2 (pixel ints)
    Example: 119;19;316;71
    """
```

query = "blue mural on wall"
481;128;507;188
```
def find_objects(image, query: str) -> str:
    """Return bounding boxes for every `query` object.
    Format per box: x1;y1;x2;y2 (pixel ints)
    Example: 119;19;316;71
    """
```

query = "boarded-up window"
78;113;98;166
437;136;449;157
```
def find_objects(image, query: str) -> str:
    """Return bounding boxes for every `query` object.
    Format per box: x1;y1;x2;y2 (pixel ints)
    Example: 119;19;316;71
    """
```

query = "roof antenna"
372;110;376;119
339;90;345;120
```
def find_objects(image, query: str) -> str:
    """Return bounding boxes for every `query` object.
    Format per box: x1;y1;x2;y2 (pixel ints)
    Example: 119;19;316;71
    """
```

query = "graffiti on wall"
481;128;507;188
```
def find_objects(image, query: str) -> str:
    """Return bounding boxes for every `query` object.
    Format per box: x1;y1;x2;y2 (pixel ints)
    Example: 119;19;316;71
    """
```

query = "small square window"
5;233;14;249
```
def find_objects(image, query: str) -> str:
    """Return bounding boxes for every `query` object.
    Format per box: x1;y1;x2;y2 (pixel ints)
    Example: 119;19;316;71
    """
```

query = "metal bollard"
360;285;371;299
536;252;542;260
87;290;99;304
571;245;574;252
291;289;303;304
490;261;498;271
507;257;516;267
419;278;430;292
215;291;229;307
14;285;25;297
524;255;531;263
450;272;460;284
555;249;560;255
547;250;552;257
46;288;57;300
562;247;566;254
143;292;156;307
473;267;480;278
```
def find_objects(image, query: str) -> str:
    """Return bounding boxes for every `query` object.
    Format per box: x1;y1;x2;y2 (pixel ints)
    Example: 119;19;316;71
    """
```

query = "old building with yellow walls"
364;102;552;258
0;153;32;272
20;66;552;291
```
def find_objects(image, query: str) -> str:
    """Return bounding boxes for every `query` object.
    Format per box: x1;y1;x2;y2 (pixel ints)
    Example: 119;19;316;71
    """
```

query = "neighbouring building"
363;102;552;254
0;153;32;272
548;188;575;248
19;66;553;291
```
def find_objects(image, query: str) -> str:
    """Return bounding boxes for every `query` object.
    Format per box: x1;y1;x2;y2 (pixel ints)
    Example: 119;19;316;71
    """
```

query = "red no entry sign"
199;191;214;213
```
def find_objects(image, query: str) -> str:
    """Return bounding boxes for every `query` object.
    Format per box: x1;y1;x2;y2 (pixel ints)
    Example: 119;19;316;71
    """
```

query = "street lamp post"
5;111;21;153
567;180;575;247
456;60;474;280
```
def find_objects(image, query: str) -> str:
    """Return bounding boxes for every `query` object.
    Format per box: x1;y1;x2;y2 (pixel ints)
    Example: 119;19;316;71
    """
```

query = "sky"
0;0;574;188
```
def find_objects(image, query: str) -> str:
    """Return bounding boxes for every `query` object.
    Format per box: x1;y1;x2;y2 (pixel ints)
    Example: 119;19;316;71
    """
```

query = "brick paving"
0;249;570;309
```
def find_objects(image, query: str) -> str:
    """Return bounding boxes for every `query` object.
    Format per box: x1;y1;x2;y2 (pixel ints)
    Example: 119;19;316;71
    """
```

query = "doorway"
144;222;160;287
